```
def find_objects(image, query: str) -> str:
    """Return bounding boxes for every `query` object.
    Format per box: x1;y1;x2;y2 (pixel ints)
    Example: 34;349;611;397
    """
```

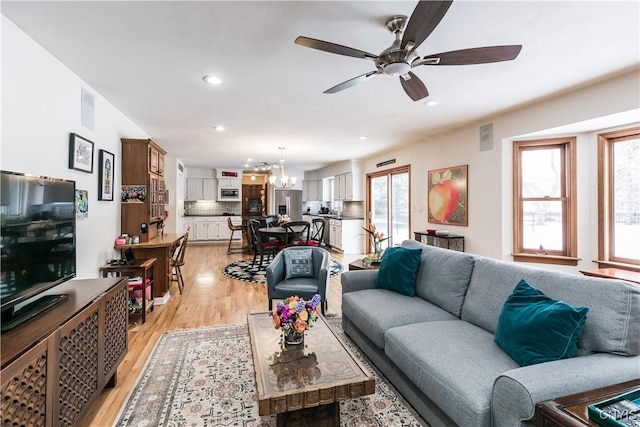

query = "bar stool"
227;217;247;254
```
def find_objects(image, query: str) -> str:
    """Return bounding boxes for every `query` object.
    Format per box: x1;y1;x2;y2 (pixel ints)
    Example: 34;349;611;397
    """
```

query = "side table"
348;259;381;271
99;258;156;324
535;379;640;426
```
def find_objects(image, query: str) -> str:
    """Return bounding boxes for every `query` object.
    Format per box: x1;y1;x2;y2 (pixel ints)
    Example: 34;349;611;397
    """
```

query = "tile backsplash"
185;201;241;216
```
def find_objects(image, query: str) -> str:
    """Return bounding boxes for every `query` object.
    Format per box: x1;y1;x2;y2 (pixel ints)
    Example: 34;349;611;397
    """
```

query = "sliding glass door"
367;166;410;249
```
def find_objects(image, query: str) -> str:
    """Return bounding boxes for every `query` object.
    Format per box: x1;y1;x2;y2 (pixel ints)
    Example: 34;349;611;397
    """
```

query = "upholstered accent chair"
266;246;330;315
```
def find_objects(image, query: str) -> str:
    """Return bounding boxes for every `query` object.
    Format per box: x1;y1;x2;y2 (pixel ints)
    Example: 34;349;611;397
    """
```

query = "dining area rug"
114;319;426;427
222;258;344;284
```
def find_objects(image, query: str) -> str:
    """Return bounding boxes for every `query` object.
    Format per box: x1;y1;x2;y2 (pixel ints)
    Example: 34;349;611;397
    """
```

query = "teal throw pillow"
494;279;589;367
284;249;314;279
375;247;422;297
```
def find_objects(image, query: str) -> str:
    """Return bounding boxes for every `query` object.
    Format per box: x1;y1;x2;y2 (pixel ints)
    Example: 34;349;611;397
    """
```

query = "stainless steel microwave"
219;188;239;199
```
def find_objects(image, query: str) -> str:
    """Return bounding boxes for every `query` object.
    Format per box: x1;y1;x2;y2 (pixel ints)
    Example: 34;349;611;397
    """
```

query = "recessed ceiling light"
425;100;439;107
247;158;253;162
213;125;225;131
202;75;223;85
359;136;368;140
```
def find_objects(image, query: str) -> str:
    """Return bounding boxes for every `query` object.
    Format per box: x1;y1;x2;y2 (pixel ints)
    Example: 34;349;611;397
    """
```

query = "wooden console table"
115;232;184;302
535;379;640;426
1;277;128;426
580;268;640;285
100;258;156;323
414;231;465;252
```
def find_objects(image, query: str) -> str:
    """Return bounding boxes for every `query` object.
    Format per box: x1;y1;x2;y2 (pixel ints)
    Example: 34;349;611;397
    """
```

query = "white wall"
1;17;150;278
363;70;639;274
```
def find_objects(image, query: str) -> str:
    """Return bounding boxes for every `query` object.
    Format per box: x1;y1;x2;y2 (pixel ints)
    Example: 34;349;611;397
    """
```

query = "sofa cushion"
401;240;475;317
495;279;589;366
375;246;422;297
461;257;640;356
342;289;458;349
284;248;314;278
385;321;519;427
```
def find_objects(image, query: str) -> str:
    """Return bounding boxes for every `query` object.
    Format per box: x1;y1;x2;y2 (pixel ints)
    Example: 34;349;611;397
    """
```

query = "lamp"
269;147;297;189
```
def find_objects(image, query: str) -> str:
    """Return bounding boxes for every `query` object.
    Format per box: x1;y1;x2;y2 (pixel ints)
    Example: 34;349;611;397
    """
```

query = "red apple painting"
428;165;468;226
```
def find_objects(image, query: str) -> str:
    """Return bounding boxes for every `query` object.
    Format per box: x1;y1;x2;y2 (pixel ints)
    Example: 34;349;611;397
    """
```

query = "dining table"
257;226;288;245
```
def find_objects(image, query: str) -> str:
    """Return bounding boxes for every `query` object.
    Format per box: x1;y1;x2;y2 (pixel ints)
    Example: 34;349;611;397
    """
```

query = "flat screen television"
1;170;76;331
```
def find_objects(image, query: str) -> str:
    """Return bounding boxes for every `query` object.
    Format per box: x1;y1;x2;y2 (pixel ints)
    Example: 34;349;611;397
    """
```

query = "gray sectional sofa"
341;239;640;427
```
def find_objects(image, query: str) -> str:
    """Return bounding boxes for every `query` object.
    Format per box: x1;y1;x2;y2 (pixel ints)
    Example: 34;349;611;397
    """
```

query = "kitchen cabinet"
121;138;167;242
218;178;241;188
186;178;202;200
330;219;342;250
186;178;217;201
333;172;354;200
330;218;365;254
189;216;242;241
333;171;362;201
303;180;319;201
203;179;217;200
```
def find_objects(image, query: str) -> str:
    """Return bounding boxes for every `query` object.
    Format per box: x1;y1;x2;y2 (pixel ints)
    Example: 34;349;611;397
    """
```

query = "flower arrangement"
362;224;391;263
271;294;321;344
277;214;291;224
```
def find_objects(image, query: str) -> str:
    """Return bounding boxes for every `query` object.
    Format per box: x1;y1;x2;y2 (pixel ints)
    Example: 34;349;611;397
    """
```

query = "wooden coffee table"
535;379;640;426
248;312;375;426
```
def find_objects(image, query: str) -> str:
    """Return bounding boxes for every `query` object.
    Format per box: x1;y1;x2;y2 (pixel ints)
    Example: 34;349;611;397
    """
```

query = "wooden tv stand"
1;277;128;426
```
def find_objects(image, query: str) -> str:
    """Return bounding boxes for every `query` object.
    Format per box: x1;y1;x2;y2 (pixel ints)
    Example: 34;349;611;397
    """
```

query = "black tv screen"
0;171;77;313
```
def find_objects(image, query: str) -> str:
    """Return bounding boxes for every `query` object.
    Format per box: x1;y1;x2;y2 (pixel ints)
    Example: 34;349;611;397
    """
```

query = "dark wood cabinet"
1;278;128;427
121;138;167;242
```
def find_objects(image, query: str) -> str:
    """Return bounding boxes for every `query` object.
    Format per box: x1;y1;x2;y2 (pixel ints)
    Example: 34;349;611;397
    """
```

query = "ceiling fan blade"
295;36;378;60
402;1;453;50
324;70;381;94
400;72;429;101
417;45;523;66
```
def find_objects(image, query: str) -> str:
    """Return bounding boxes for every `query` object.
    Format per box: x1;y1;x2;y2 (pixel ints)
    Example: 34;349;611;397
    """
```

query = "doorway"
367;165;410;248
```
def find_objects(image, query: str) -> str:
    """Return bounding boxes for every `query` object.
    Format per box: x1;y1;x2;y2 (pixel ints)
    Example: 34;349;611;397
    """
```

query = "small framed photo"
98;149;115;201
69;133;94;173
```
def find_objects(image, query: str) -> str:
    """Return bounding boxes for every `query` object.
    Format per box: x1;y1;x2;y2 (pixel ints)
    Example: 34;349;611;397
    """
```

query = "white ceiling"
2;1;638;172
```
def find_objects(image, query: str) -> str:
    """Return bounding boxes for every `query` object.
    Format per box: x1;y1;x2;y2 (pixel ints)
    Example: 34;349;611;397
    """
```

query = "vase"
283;328;305;346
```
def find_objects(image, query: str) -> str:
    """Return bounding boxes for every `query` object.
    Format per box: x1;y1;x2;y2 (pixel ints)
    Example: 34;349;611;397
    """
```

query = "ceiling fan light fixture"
202;75;223;85
383;61;412;76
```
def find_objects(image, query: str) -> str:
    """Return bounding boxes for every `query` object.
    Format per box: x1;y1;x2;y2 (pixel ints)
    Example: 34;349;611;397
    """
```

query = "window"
597;127;640;268
513;137;577;265
367;166;410;249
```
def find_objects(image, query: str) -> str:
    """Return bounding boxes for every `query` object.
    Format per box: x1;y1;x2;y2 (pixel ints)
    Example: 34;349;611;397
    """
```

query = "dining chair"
308;218;326;247
266;246;330;315
280;221;311;249
170;227;190;294
248;219;279;267
226;217;247;254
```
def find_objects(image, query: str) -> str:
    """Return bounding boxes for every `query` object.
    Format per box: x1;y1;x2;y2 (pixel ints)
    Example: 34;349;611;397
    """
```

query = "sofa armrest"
492;353;640;427
341;270;378;294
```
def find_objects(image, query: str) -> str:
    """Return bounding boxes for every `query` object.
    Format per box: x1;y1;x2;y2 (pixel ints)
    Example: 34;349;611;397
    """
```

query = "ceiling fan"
295;0;522;101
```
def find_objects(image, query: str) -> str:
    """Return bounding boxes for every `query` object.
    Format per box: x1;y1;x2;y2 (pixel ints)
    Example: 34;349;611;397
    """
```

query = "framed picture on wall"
427;164;468;226
68;133;94;173
98;149;114;201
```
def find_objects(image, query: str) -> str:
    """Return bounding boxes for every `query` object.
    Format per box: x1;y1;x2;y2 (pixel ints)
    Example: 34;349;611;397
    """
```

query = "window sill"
512;253;580;266
593;261;640;273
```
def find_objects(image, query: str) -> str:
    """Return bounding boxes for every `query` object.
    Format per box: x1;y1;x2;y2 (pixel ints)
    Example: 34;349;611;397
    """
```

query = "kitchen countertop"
184;214;241;217
303;213;364;220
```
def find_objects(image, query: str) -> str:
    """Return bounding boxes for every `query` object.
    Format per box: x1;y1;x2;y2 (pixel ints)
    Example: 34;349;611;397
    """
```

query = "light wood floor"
80;243;362;426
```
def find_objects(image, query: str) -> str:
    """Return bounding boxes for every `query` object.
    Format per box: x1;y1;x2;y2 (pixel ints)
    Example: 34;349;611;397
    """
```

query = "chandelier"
269;147;297;189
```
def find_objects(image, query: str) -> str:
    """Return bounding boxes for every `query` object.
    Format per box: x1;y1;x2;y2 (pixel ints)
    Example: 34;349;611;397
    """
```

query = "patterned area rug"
114;319;427;427
222;258;344;284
